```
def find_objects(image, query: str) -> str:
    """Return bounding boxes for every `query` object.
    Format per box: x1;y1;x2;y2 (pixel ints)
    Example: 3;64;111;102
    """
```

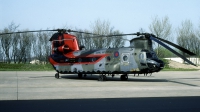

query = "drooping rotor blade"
150;35;197;66
153;36;196;56
0;29;58;35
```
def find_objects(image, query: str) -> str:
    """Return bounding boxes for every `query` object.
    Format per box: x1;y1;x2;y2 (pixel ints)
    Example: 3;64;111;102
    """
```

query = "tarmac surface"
1;71;200;111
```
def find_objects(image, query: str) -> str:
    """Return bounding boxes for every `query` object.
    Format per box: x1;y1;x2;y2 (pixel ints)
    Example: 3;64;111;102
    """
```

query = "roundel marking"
114;51;119;58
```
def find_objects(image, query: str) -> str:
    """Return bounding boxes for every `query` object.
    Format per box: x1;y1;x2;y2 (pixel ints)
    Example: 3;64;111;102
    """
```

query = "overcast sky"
1;0;200;46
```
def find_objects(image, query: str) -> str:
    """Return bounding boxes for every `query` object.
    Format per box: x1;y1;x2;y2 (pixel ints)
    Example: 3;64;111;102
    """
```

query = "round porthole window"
123;55;128;61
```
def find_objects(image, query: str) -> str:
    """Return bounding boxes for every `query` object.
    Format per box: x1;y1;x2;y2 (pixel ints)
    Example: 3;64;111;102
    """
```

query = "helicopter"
0;29;197;81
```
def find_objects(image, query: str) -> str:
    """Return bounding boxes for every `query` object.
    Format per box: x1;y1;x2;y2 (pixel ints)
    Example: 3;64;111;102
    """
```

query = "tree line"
0;23;53;64
0;17;200;64
0;20;125;64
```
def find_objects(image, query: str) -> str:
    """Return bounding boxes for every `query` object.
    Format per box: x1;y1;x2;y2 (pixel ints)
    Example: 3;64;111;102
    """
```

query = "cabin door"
120;53;130;71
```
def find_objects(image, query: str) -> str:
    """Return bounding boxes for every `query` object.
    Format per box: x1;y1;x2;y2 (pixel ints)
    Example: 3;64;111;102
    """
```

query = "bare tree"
41;31;52;63
196;21;200;64
0;36;3;62
196;21;200;56
176;20;200;65
32;31;52;63
0;22;19;63
90;19;125;49
12;33;20;63
149;16;172;58
177;20;200;58
73;20;125;49
73;29;94;49
90;19;112;48
35;32;45;62
108;30;125;48
16;31;32;63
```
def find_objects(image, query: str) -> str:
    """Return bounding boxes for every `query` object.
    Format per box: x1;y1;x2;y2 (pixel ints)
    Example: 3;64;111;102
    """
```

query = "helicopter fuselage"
49;47;164;75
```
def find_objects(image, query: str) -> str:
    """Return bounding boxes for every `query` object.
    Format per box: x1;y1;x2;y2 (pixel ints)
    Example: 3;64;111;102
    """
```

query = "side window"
139;53;144;60
122;53;129;62
123;55;128;61
139;52;147;66
106;56;111;62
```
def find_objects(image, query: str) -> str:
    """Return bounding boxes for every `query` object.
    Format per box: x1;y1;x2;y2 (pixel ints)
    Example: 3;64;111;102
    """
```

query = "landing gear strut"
120;74;128;81
78;73;83;78
98;74;107;81
55;72;59;79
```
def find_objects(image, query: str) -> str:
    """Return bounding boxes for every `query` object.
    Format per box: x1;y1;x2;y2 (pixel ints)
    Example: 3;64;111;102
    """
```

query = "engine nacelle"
50;33;80;54
53;45;70;53
58;45;70;53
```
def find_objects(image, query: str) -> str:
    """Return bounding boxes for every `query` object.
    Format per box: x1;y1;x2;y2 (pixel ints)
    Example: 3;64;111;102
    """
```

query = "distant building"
30;59;47;64
30;59;40;64
164;57;200;65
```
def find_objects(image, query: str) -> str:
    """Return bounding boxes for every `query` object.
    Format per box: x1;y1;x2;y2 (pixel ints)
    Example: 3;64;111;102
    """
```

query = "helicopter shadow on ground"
60;74;168;82
29;76;54;78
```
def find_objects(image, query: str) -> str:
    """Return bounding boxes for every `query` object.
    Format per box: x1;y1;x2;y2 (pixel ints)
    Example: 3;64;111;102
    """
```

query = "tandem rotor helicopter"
0;29;197;81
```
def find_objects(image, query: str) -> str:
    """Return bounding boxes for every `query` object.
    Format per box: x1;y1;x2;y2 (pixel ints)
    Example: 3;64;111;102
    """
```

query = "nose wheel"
120;74;128;81
55;73;60;79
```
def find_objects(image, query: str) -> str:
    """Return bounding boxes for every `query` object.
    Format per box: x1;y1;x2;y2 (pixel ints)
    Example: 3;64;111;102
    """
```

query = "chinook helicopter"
0;29;197;81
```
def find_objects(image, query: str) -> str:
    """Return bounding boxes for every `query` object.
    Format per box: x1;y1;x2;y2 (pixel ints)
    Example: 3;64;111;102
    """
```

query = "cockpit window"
146;53;152;58
151;52;158;59
141;49;158;59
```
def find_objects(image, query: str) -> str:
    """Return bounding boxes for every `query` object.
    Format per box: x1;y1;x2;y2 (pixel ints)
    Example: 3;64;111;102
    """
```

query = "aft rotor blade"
101;32;142;37
0;29;57;35
84;32;143;40
81;36;130;41
85;32;141;38
80;33;130;41
153;36;196;56
150;36;197;66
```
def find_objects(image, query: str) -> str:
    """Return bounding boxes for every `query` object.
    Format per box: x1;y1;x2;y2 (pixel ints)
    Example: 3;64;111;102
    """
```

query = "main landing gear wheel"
98;74;107;81
78;73;83;78
55;72;60;79
120;74;128;81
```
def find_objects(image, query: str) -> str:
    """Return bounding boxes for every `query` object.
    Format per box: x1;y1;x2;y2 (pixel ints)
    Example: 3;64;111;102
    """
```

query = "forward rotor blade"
153;36;196;56
0;29;57;35
66;29;100;35
150;36;197;66
0;29;100;36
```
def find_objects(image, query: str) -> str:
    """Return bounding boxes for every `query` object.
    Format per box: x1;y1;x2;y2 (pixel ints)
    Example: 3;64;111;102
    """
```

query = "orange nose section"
58;45;70;53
